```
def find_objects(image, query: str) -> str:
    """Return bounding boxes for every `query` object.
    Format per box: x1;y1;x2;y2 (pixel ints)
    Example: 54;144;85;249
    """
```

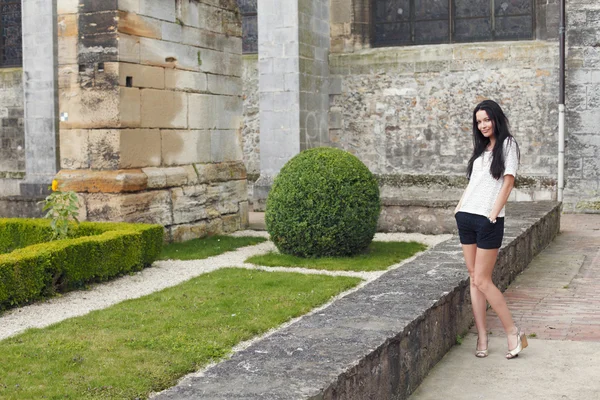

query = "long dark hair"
467;100;520;180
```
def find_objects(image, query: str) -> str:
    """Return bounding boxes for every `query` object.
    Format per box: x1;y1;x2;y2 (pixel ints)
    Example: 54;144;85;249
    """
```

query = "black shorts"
455;211;504;249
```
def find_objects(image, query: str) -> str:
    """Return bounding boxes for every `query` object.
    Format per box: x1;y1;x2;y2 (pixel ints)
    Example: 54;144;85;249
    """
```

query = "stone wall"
329;41;560;202
242;54;260;177
564;0;600;212
55;0;248;241
0;68;24;196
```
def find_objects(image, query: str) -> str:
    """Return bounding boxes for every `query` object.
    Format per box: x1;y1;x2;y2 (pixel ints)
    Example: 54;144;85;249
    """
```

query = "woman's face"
476;109;494;139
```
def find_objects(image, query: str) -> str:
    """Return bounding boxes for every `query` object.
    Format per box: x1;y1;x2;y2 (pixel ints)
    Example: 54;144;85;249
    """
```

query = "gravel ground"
0;232;452;341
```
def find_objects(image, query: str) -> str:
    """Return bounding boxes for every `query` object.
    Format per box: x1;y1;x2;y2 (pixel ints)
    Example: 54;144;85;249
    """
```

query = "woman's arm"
489;174;515;221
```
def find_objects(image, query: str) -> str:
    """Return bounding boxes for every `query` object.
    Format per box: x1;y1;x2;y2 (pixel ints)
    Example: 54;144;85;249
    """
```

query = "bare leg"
461;244;488;350
472;247;518;351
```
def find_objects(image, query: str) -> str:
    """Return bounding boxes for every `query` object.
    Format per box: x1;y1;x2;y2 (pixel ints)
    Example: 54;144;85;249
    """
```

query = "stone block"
89;129;120;170
162;21;183;43
141;89;188;128
85;190;173;225
171;184;213;224
60;129;90;169
164;69;208;92
119;63;165;89
119;129;161;168
140;37;200;71
57;0;79;14
161;130;211;165
119;87;141;127
58;65;79;89
207;75;242;96
118;10;162;39
170;220;209;242
188;94;242;129
184;164;199;185
118;0;139;13
216;180;247;214
178;0;220;32
118;33;141;63
211;130;243;162
58;36;78;65
142;166;167;188
164;166;189;186
222;214;240;233
56;169;148;193
195;161;247;183
59;86;120;129
239;200;249;228
138;0;176;22
57;14;78;37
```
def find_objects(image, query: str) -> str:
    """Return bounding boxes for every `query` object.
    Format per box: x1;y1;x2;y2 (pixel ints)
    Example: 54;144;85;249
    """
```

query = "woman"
454;100;527;359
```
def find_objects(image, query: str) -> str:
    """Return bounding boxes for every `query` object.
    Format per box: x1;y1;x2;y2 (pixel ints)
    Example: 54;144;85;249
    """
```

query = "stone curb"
154;201;561;400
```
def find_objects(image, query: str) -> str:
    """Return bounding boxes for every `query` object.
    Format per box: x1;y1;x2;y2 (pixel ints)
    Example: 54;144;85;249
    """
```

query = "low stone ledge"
378;199;456;235
0;196;45;218
155;201;561;400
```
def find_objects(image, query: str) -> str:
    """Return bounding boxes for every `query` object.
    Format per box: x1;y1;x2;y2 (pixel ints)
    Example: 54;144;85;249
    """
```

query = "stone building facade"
242;0;600;213
0;0;249;241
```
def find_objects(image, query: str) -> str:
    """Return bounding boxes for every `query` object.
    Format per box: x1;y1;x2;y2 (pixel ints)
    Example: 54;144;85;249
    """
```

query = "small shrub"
266;147;380;258
41;180;80;240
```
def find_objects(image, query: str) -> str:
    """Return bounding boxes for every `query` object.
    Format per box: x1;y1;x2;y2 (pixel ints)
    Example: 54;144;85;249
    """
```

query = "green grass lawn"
0;268;360;399
159;235;267;261
246;241;427;272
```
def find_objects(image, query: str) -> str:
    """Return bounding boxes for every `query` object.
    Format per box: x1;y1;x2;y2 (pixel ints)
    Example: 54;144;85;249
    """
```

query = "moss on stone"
576;201;600;211
376;174;467;188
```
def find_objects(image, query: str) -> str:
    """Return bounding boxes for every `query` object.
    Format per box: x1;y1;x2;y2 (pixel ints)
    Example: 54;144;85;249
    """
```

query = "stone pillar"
254;0;330;210
20;0;60;196
54;0;248;241
564;0;600;212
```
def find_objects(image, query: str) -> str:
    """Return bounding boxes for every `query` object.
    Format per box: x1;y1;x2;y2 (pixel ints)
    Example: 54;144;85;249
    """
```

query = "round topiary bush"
265;147;380;258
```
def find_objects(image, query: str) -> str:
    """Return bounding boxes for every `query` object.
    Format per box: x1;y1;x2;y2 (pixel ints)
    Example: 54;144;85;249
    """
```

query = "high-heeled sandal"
506;327;528;359
475;334;489;358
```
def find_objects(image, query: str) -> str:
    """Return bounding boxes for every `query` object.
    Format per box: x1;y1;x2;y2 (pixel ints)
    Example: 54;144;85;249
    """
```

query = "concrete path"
409;214;600;400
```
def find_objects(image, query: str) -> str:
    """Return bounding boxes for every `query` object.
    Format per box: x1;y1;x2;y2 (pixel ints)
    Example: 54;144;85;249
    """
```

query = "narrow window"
0;0;23;67
237;0;258;54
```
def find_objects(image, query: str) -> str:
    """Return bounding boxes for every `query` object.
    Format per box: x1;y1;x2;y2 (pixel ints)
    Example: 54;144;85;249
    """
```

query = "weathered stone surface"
211;130;243;162
195;161;247;183
213;180;246;214
85;190;173;225
164;69;208;92
117;10;162;39
170;184;218;224
0;68;25;174
155;202;561;399
141;89;188;128
119;129;161;168
119;62;165;89
56;169;148;193
222;213;240;232
60;129;90;169
169;216;223;242
188;94;242;130
377;200;457;234
161;130;211;166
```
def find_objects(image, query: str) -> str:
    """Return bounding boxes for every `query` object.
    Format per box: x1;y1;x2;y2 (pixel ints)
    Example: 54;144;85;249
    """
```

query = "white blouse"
458;138;519;218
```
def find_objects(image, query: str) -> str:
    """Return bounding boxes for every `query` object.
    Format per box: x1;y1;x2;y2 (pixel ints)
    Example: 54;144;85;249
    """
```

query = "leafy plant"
41;180;80;240
266;147;381;258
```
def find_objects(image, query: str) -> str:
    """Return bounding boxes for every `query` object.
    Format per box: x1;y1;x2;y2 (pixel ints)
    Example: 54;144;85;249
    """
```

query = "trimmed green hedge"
0;219;163;310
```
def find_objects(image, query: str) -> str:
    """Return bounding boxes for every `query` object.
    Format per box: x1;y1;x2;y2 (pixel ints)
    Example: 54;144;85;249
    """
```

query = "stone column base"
252;174;274;212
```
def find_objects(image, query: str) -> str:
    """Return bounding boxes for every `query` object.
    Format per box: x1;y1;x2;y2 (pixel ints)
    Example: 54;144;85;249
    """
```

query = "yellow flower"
51;180;59;191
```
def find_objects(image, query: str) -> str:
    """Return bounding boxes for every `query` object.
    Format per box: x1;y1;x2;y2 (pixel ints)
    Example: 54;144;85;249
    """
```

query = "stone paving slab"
154;202;560;400
410;214;600;400
409;335;600;400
